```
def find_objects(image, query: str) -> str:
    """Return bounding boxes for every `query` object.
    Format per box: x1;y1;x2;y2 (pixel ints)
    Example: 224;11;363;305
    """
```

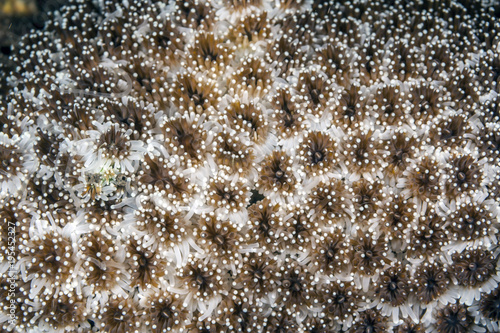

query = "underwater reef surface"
0;0;66;68
0;0;500;332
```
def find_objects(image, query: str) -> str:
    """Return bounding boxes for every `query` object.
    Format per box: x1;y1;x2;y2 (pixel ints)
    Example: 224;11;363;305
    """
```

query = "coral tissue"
1;0;500;332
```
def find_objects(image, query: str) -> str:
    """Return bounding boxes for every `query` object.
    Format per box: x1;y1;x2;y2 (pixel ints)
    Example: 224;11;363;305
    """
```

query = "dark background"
0;0;65;73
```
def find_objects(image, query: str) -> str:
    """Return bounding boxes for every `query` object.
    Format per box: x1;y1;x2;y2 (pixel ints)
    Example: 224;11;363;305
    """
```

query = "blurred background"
0;0;65;70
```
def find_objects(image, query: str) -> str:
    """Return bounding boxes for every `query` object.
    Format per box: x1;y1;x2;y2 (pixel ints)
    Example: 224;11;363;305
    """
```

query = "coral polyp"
1;0;500;332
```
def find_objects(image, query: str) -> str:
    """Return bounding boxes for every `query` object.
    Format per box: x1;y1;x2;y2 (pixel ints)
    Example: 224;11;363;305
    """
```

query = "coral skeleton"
0;0;500;332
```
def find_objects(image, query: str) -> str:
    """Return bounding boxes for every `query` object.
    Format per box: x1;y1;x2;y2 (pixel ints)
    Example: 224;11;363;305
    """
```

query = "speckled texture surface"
0;0;500;332
0;0;65;72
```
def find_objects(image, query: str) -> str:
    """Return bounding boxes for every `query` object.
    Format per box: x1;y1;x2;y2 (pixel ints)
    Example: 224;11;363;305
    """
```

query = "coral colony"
1;0;500;332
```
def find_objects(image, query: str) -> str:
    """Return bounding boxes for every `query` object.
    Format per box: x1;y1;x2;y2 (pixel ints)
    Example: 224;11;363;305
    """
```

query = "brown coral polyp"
1;0;500;331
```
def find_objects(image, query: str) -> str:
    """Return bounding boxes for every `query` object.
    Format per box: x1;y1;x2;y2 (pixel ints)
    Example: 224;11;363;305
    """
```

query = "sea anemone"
351;308;387;333
317;279;359;329
433;302;474;333
141;290;186;333
414;261;451;305
1;0;500;331
310;230;349;277
451;248;497;289
349;230;390;290
375;263;412;308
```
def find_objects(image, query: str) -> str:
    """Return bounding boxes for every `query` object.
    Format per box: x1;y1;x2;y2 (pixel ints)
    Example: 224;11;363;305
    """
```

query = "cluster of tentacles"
0;0;500;332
